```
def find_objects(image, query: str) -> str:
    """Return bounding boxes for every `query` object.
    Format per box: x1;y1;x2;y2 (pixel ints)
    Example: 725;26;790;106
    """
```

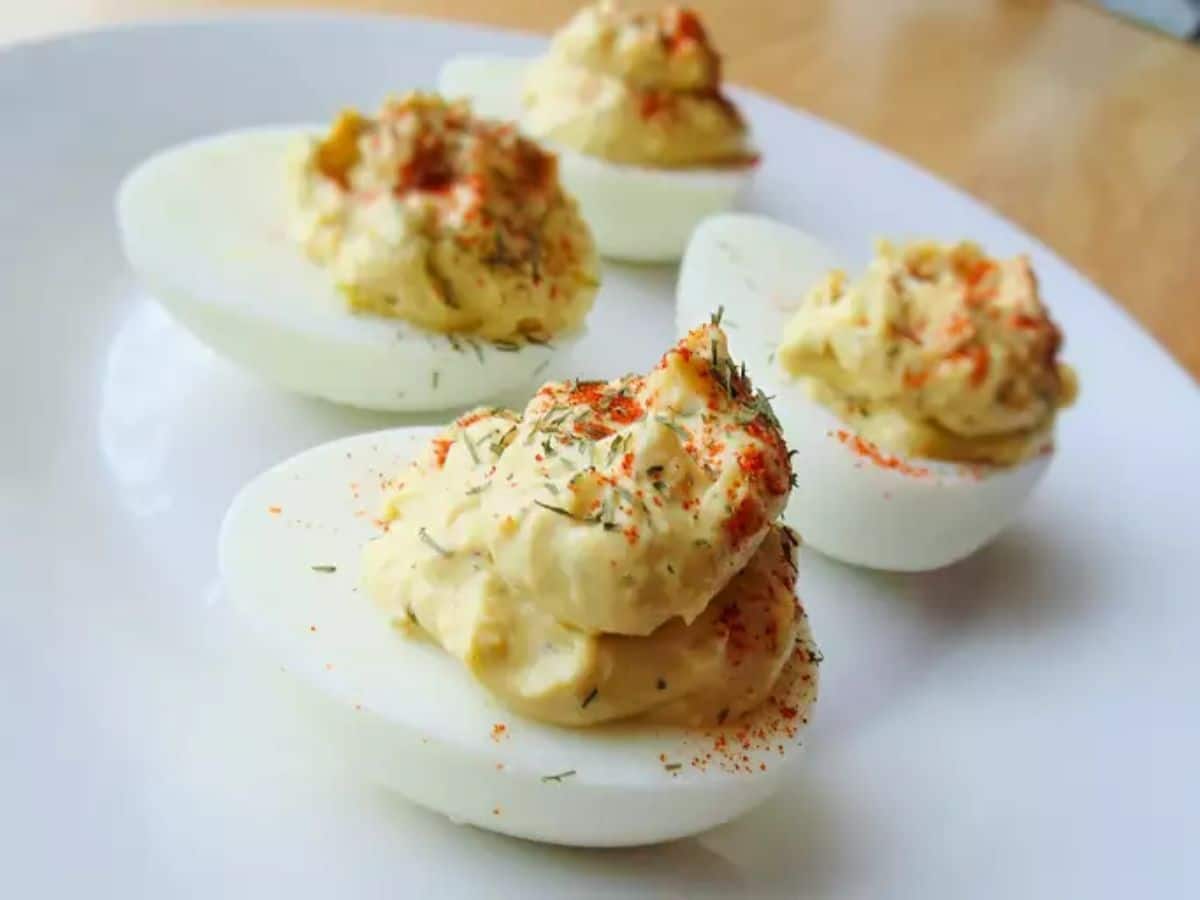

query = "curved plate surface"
1;13;1196;898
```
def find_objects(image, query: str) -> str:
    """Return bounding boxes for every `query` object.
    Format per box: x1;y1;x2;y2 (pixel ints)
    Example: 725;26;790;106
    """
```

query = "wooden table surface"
10;1;1200;377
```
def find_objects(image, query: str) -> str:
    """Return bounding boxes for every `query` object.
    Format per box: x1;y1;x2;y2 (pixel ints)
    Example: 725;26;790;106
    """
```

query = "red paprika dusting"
1011;313;1043;330
943;312;972;338
620;452;635;477
716;602;748;657
662;6;708;52
456;410;494;429
576;420;614;440
639;91;670;119
949;344;990;386
965;258;995;288
832;429;930;478
724;496;764;548
395;137;455;195
608;394;644;425
670;639;816;775
431;438;453;469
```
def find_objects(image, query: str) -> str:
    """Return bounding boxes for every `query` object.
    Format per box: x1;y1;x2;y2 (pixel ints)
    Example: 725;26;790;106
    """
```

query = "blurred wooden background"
8;0;1200;377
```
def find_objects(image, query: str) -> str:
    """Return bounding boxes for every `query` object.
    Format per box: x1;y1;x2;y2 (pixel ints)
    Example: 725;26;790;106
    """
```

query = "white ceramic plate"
2;13;1197;898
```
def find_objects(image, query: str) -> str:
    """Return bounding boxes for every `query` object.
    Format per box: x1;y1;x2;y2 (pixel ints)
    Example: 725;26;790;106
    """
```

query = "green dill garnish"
539;769;576;784
581;687;599;708
464;337;485;364
526;412;549;444
599;492;616;528
652;481;668;493
490;425;518;456
709;337;727;395
310;564;337;573
406;608;420;626
665;563;675;575
646;464;664;479
605;433;628;468
465;483;490;496
750;388;783;431
525;333;554;349
447;334;463;353
694;538;711;548
664;762;682;772
492;339;521;353
541;438;556;458
417;527;452;557
710;306;725;326
534;500;582;520
543;482;559;495
654;416;689;441
462;430;481;466
431;370;440;390
532;360;550;378
806;646;825;665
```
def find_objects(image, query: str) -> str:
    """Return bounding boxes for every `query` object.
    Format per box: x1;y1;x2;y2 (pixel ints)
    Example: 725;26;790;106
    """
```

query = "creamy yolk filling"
522;2;754;168
778;240;1078;466
363;324;819;727
290;92;598;342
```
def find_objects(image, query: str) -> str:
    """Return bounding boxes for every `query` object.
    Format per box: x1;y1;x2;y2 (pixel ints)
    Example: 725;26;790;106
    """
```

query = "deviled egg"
439;2;757;262
677;215;1078;571
219;324;820;845
118;93;599;412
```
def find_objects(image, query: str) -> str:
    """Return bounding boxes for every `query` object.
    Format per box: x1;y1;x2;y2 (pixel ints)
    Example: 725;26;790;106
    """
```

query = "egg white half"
439;55;750;264
218;425;817;846
117;128;569;412
676;214;1052;572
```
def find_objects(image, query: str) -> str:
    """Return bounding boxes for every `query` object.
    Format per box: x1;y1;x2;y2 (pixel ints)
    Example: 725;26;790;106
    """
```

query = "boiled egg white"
439;55;750;263
218;425;818;846
676;214;1053;572
117;128;568;412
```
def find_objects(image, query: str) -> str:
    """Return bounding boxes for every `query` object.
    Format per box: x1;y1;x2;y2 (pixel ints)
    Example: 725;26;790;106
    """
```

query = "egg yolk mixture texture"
291;93;598;342
363;324;819;727
778;241;1079;466
522;2;754;168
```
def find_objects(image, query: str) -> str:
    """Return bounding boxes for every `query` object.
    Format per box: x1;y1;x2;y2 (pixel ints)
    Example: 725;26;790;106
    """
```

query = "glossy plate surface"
2;13;1197;897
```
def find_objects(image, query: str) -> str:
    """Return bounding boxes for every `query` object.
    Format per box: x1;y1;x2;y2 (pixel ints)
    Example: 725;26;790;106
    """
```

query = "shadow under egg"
876;523;1096;631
